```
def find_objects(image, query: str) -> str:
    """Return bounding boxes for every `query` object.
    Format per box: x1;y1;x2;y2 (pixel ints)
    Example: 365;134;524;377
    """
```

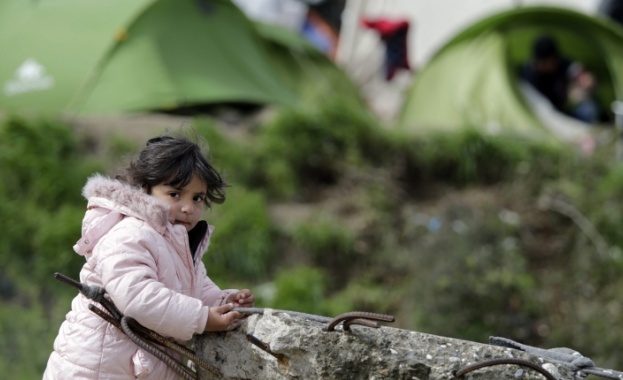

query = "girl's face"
151;175;207;232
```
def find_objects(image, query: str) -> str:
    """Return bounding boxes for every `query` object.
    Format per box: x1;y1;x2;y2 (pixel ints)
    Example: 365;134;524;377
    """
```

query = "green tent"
0;0;299;116
254;22;365;107
399;6;623;143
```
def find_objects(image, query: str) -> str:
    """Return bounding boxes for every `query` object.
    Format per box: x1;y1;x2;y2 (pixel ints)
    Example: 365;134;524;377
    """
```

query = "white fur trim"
82;174;169;229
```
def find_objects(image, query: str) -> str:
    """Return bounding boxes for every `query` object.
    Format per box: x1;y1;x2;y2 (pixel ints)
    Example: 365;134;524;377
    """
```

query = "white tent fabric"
519;81;595;153
231;0;308;31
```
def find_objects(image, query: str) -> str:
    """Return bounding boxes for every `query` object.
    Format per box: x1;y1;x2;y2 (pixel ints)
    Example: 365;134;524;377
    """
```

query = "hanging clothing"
362;18;412;81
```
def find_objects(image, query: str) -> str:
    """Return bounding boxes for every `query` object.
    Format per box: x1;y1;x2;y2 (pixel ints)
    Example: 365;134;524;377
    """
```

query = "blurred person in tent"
519;34;600;124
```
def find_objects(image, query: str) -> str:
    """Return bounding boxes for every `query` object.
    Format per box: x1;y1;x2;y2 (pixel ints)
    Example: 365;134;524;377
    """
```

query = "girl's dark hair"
117;135;226;206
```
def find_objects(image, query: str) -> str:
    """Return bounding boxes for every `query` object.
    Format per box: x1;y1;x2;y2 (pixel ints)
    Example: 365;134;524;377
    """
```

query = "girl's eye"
169;192;181;199
194;195;205;203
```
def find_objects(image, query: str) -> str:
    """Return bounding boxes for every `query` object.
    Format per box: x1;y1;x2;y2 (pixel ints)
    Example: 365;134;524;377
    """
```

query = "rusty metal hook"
326;311;395;332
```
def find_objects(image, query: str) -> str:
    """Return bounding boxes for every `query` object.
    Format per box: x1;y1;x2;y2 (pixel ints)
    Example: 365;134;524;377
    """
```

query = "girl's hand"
204;304;242;332
227;289;255;308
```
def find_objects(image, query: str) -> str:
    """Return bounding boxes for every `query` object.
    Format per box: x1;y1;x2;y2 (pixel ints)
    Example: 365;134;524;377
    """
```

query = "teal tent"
0;0;300;116
399;6;623;143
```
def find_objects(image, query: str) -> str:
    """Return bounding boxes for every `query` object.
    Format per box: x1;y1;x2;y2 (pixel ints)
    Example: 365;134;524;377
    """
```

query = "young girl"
44;134;254;379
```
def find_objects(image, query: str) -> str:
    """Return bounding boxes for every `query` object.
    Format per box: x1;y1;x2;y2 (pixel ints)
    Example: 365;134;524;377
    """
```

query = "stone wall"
193;309;575;379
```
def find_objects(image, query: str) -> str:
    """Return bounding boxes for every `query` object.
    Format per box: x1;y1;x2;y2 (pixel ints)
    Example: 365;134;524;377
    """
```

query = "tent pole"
335;0;368;66
612;100;623;161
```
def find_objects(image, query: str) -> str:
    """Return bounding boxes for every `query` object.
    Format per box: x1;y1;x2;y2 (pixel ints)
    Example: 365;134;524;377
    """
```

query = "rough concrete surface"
193;309;575;380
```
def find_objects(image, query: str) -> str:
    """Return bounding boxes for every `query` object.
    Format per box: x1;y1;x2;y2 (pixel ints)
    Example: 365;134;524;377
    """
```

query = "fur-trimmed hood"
73;174;172;257
82;174;170;230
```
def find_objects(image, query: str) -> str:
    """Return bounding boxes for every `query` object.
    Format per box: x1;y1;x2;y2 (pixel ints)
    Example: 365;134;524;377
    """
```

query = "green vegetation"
205;186;275;282
255;98;387;198
0;116;101;378
271;266;328;315
3;99;623;378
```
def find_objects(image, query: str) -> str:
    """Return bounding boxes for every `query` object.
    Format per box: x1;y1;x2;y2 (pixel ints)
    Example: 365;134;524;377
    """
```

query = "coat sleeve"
95;225;209;341
196;259;237;306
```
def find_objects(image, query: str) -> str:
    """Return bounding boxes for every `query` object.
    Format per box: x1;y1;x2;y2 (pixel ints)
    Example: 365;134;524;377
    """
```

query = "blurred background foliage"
2;95;623;378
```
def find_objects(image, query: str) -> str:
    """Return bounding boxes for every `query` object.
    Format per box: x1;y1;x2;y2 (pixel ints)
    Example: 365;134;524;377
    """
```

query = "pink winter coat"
43;174;237;379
